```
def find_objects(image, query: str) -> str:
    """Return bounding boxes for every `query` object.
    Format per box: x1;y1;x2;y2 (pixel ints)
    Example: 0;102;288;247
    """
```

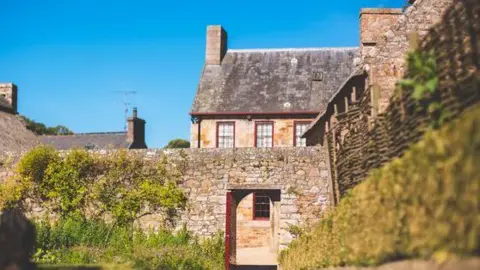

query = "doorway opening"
225;189;281;269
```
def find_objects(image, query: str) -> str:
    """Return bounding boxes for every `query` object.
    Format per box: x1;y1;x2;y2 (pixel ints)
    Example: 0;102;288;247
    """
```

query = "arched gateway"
225;189;281;269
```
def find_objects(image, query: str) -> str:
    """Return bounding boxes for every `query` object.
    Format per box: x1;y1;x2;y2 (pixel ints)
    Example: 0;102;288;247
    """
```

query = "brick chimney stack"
360;8;403;59
206;25;228;65
127;107;147;149
0;83;18;114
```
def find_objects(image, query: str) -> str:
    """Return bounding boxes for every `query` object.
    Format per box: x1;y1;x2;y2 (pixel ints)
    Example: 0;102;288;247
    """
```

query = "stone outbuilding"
40;108;148;150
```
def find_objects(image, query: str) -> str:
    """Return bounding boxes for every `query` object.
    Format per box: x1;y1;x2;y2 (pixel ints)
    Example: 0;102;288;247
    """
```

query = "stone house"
40;108;148;150
0;83;39;153
190;26;359;148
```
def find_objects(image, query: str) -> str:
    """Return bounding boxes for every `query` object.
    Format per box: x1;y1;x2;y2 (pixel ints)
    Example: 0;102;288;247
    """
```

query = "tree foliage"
165;139;190;149
20;116;73;135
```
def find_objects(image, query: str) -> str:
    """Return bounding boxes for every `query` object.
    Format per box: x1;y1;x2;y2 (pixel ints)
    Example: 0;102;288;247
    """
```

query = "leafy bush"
398;49;449;128
1;148;186;227
33;218;224;270
279;105;480;269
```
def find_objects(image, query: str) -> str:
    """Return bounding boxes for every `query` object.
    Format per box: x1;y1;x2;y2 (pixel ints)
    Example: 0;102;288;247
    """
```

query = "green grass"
34;218;224;270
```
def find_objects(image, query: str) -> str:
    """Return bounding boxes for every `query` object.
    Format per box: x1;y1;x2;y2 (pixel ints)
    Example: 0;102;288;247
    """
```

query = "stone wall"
364;0;454;114
360;8;403;60
0;147;331;250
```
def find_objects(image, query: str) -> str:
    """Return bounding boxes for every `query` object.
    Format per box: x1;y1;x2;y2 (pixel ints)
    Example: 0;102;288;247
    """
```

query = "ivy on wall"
398;49;449;128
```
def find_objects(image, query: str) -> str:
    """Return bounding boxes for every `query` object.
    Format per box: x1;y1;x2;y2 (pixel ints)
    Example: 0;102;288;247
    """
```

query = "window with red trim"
255;122;273;148
294;122;310;147
253;192;270;220
217;122;235;148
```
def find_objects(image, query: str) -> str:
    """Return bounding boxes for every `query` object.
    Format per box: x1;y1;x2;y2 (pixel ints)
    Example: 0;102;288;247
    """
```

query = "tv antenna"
112;90;137;131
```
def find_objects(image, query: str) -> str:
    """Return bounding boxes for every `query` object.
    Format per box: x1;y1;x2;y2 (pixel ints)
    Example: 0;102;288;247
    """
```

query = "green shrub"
1;149;186;227
279;105;480;269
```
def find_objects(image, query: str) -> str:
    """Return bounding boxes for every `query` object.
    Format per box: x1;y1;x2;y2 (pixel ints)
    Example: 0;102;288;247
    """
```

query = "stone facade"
360;8;403;60
1;147;331;250
190;118;314;148
363;0;453;113
191;25;359;149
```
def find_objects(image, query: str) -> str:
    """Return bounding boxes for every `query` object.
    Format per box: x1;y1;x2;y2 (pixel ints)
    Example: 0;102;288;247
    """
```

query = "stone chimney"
0;83;18;114
127;107;147;149
360;8;403;59
206;25;228;65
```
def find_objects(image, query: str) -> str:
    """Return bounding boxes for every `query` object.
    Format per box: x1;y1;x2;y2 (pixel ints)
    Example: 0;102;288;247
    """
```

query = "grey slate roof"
40;132;130;150
0;111;39;153
303;66;366;136
191;47;359;115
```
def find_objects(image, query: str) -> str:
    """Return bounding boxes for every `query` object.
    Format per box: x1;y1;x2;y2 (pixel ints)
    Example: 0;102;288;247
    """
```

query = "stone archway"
225;189;281;269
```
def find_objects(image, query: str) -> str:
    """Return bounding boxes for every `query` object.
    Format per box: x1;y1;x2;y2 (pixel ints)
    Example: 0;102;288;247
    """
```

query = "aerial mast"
112;90;137;131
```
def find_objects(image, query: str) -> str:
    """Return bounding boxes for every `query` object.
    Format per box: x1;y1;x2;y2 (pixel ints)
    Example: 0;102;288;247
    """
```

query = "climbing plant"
398;49;448;128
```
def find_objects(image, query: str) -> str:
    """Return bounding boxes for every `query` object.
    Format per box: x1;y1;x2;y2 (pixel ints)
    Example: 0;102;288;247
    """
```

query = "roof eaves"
190;111;321;116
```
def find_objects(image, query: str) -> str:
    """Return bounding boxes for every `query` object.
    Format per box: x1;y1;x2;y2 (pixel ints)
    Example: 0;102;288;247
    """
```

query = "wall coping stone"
360;8;403;17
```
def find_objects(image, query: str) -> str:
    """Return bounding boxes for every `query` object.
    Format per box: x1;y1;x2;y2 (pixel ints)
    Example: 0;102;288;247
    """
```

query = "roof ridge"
41;131;126;137
74;131;126;135
227;47;358;53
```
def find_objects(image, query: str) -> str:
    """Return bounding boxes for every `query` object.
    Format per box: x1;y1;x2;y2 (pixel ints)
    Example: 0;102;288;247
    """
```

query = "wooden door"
225;191;237;269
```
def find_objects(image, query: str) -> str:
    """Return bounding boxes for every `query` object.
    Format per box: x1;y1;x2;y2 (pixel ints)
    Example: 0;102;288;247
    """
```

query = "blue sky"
0;0;405;148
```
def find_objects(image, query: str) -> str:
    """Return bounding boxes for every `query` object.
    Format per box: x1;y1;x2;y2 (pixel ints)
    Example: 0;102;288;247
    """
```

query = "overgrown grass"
34;218;224;270
279;104;480;269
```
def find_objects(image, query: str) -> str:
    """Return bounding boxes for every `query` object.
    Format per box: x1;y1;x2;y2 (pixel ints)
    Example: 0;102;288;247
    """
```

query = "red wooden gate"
225;191;237;270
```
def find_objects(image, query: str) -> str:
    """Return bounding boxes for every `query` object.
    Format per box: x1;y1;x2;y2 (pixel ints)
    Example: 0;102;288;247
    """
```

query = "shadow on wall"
0;209;36;270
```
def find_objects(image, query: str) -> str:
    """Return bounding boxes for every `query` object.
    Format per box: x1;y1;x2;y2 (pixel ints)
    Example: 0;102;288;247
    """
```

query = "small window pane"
218;123;234;148
295;122;310;147
256;123;273;148
253;192;270;220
